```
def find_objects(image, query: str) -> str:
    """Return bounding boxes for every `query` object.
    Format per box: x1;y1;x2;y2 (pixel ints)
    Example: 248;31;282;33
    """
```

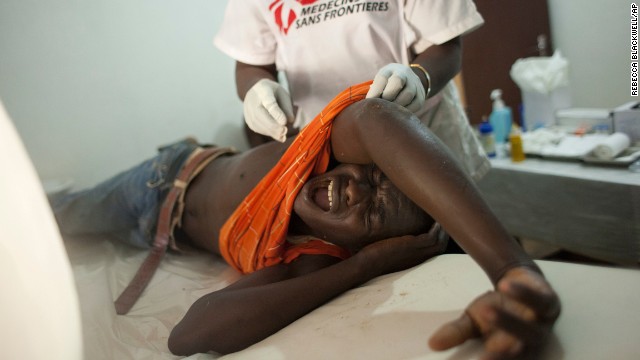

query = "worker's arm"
235;61;278;100
409;36;462;98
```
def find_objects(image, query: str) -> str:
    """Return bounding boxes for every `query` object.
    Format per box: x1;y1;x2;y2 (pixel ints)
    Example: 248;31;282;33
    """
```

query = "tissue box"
612;101;640;144
521;87;572;131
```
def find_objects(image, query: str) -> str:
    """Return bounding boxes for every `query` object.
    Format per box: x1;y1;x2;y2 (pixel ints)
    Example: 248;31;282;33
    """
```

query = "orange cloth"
219;81;372;274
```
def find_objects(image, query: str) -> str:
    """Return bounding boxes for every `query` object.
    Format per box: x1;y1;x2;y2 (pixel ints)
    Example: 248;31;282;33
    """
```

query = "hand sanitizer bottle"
489;89;513;144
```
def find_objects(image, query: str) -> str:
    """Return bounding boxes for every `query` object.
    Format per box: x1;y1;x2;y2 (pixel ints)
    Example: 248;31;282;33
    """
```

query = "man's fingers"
484;331;522;358
409;223;447;258
424;223;449;253
499;278;561;322
426;222;442;239
428;313;478;351
431;282;559;359
480;330;523;360
493;306;549;345
479;291;552;359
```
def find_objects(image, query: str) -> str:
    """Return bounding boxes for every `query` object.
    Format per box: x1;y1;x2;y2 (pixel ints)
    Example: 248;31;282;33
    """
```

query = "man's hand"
429;267;561;359
366;63;426;113
356;223;448;278
243;79;295;142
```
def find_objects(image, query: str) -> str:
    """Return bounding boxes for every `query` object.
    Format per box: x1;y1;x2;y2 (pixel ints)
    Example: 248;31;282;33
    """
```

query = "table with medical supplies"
477;156;640;264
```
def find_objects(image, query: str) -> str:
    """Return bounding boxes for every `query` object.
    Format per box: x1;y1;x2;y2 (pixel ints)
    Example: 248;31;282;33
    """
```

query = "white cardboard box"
555;108;612;132
612;101;640;144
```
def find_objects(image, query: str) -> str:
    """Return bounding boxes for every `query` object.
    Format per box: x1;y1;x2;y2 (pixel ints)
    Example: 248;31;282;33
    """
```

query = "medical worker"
214;0;490;180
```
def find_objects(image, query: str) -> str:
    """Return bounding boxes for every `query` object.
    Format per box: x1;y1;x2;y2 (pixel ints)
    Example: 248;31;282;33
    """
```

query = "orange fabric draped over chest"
219;81;372;274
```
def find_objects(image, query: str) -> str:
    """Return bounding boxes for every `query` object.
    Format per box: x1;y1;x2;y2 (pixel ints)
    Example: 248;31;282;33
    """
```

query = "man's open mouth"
312;179;333;212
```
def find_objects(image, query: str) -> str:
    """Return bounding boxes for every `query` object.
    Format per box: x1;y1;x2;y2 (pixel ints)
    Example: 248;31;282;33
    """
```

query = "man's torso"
181;140;292;253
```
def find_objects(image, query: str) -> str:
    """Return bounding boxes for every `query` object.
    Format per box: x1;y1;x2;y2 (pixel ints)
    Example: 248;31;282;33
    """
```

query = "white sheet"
64;233;640;360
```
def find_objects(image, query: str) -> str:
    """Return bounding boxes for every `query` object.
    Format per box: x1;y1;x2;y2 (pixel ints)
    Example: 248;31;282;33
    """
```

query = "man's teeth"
328;180;333;209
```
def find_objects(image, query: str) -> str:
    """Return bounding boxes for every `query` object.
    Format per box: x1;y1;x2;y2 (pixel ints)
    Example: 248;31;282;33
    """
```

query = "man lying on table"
53;82;560;359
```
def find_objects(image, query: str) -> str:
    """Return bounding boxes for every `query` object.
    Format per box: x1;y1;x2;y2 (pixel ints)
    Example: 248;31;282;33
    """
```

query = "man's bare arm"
331;98;560;358
331;98;534;283
168;231;444;356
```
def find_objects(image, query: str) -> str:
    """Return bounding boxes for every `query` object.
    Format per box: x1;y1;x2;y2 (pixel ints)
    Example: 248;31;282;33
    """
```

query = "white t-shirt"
215;0;489;180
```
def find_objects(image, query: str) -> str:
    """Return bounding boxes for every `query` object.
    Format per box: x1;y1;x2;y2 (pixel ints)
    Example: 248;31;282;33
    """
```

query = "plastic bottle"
478;118;496;158
488;89;513;144
509;125;525;162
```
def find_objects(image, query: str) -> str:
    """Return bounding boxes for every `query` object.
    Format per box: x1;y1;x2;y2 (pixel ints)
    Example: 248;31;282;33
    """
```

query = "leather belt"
114;145;232;315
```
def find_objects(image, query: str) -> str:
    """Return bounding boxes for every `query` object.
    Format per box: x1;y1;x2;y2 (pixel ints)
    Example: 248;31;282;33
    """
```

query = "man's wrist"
349;251;381;283
491;260;543;285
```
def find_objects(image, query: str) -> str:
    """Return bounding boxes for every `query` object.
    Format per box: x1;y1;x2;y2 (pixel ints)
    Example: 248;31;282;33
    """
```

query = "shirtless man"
54;91;560;358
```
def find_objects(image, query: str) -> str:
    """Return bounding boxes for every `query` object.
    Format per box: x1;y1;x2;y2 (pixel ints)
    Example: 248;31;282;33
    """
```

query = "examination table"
65;233;640;360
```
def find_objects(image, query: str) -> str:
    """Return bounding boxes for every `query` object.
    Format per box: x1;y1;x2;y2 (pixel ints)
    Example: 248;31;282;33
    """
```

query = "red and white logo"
269;0;318;34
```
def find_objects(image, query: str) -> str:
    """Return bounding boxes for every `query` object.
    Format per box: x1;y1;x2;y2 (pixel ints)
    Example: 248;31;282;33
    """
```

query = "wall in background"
0;0;243;189
461;0;552;125
0;0;633;189
548;0;632;108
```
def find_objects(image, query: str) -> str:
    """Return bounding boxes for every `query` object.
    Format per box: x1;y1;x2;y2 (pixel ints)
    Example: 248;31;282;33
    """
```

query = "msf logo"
269;0;318;34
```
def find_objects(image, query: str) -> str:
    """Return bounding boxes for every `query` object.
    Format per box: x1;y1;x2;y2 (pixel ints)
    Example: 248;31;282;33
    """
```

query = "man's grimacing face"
293;163;431;251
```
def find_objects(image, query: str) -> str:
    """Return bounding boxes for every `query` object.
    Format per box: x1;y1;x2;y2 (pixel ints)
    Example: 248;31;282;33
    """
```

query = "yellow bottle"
509;126;525;162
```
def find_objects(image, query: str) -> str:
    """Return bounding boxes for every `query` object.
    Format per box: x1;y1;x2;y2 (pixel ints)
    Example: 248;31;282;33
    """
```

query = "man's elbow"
168;314;256;356
167;326;189;356
168;322;210;356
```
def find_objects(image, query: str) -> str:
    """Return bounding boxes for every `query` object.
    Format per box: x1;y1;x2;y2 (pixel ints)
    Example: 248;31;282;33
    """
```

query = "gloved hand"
243;78;295;142
366;63;426;112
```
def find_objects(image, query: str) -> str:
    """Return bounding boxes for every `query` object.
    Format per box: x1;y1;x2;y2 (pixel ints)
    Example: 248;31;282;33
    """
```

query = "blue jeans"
52;140;198;249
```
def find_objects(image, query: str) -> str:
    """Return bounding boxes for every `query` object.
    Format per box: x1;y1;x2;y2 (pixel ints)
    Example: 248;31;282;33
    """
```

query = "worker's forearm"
410;37;462;97
169;255;373;355
235;61;278;100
